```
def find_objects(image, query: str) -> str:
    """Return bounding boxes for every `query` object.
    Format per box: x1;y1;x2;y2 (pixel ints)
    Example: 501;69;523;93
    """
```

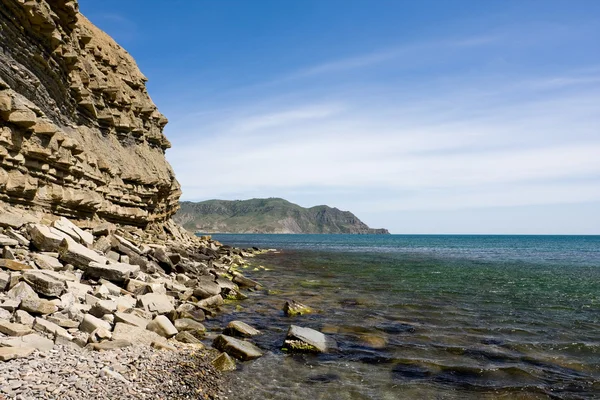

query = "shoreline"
0;206;274;399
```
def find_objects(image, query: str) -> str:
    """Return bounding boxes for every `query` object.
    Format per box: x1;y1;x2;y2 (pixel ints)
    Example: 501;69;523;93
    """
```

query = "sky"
79;0;600;234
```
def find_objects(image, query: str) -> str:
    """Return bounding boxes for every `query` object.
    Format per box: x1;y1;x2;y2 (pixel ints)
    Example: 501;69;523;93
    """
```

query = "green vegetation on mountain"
174;198;389;234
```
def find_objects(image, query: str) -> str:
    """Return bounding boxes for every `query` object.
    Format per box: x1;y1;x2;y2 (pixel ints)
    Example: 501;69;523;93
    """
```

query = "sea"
203;234;600;400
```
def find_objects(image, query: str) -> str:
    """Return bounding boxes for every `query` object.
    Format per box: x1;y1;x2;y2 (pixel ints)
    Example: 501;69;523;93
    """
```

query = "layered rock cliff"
0;0;180;227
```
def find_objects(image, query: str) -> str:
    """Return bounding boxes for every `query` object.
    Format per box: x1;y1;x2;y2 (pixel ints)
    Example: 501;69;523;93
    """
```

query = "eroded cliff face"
0;0;180;227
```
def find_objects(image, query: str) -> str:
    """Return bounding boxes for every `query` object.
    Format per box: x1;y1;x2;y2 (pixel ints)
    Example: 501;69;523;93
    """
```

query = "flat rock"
23;270;65;297
0;320;32;336
0;211;35;229
32;253;64;271
211;352;236;372
33;317;73;341
20;296;58;315
112;322;166;346
85;261;138;283
282;325;335;353
113;312;149;328
0;259;33;271
137;293;174;315
0;235;18;247
0;333;54;352
28;224;70;252
0;346;35;361
52;217;94;246
59;239;107;269
224;320;261;337
212;334;263;361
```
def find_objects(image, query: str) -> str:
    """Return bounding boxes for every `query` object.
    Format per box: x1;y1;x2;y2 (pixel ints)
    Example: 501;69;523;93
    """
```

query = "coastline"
0;206;274;399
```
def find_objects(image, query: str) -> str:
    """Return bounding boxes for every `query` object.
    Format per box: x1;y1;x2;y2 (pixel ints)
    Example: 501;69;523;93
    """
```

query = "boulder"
146;315;178;338
173;318;206;333
137;293;174;315
23;270;65;297
0;271;9;291
197;294;224;309
28;224;70;252
0;320;32;337
211;352;236;372
32;253;64;271
212;334;263;361
113;312;149;328
33;317;73;341
177;307;205;322
193;277;221;299
14;310;34;326
89;300;117;318
111;322;166;346
0;211;33;229
0;299;19;312
8;282;37;302
224;321;261;338
20;297;58;315
282;325;335;353
85;261;138;282
92;223;116;237
59;239;107;269
52;217;93;246
79;313;111;334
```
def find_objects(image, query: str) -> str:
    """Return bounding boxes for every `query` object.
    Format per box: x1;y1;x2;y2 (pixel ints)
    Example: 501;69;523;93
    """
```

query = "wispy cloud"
165;26;600;233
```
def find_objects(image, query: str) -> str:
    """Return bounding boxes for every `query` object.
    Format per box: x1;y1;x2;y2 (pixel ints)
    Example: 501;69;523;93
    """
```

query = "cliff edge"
0;0;180;227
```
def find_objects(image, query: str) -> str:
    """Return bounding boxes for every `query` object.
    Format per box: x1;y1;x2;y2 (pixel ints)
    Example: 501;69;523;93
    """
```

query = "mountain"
174;198;390;234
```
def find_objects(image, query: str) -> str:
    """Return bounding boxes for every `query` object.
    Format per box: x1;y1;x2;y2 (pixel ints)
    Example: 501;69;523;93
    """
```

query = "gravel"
0;343;227;399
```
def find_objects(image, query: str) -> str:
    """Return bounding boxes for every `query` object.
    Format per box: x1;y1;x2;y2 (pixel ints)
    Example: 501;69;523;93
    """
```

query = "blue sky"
79;1;600;234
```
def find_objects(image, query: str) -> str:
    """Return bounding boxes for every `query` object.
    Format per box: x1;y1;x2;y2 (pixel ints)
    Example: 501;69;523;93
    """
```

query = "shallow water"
204;235;600;399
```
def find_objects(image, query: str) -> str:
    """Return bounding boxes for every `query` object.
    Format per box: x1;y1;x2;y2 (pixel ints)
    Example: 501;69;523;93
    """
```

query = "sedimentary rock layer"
0;0;180;227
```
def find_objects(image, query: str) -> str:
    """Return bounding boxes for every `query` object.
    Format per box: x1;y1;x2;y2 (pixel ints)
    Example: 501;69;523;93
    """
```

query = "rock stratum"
0;0;180;228
175;198;390;234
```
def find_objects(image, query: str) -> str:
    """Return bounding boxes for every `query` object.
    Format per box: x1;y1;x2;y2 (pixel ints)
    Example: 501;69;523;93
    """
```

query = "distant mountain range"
174;198;389;234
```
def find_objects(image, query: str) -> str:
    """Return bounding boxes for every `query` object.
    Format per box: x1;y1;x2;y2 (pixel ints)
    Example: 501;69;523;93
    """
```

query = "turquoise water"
206;235;600;399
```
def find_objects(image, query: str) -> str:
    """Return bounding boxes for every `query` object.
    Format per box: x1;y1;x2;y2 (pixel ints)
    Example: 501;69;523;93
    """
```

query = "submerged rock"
283;300;313;316
282;325;336;353
211;352;236;372
223;320;261;338
213;334;263;361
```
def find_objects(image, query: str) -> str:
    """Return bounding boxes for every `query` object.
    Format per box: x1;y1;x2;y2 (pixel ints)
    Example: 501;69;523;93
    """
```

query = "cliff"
174;198;390;234
0;0;180;228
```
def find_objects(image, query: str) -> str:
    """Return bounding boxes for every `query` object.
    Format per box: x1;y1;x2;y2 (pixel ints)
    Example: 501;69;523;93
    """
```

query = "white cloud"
165;31;600;234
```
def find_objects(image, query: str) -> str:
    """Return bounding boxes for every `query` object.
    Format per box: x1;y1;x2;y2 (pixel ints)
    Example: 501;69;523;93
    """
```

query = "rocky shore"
0;205;276;399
